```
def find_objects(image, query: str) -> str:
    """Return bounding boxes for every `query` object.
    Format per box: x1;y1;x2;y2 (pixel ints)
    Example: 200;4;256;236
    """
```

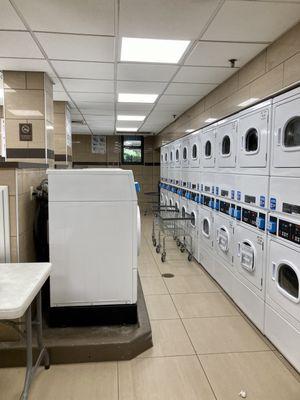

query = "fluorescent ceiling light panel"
117;115;145;121
185;129;194;133
116;127;138;132
118;93;158;103
205;118;217;123
121;37;190;64
238;98;259;107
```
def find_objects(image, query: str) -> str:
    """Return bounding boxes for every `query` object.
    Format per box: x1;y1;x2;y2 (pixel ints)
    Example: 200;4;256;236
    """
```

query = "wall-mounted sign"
91;135;106;154
19;123;32;141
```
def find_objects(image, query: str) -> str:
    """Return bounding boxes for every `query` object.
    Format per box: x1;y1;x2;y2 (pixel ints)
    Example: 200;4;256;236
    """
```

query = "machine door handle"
272;262;276;280
237;242;241;257
277;128;281;146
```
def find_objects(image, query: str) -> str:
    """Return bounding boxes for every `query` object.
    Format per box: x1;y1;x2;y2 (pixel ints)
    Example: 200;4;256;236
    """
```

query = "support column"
3;71;54;167
53;101;72;168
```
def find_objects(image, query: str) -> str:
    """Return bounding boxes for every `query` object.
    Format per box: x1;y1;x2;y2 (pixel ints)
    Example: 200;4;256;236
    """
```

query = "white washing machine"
237;100;272;176
235;173;269;210
213;199;236;296
233;204;267;331
269;176;300;217
181;136;190;188
201;124;217;170
214;172;236;204
198;193;215;277
187;193;200;262
271;86;300;178
265;212;300;372
168;143;175;184
174;139;182;186
216;117;238;173
160;147;166;183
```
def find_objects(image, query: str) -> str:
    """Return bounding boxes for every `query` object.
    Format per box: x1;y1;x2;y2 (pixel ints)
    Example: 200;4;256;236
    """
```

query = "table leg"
20;290;50;400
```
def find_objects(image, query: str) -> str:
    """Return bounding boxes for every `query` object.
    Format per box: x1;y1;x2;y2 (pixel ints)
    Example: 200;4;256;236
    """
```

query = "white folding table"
0;263;52;400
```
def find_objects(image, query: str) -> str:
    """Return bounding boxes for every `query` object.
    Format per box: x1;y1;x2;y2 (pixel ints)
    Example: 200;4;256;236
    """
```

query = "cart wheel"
153;239;157;247
176;239;181;247
173;235;177;240
161;252;166;262
156;245;161;254
188;253;193;262
180;245;185;253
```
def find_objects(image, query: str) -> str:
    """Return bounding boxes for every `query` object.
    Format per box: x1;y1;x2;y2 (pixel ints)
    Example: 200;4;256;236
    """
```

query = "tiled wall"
53;101;72;168
72;134;160;210
3;71;54;166
154;22;300;147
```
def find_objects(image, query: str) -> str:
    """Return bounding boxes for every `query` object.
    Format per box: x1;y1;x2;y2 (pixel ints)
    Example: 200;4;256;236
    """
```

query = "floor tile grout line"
116;360;120;400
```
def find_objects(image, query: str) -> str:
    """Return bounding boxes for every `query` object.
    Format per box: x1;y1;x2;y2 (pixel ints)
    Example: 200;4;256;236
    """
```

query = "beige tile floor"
0;216;299;400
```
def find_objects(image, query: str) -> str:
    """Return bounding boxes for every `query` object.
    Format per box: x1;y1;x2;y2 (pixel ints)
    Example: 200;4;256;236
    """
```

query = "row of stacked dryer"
160;86;300;372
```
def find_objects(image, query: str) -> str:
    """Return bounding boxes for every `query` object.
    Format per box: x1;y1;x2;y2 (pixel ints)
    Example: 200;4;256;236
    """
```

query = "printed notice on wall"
91;135;106;154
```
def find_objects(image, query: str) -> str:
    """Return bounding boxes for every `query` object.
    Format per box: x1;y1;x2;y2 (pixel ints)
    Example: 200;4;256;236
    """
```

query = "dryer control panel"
242;208;266;230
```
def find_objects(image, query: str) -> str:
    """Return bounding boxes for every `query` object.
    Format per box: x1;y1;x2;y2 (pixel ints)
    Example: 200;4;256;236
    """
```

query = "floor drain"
162;273;174;278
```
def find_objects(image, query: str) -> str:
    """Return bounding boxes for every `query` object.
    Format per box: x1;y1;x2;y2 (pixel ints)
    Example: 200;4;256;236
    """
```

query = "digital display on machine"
278;219;300;245
242;208;258;227
221;190;229;197
282;202;300;215
244;195;256;204
192;183;197;190
220;201;230;215
204;185;210;193
203;195;211;207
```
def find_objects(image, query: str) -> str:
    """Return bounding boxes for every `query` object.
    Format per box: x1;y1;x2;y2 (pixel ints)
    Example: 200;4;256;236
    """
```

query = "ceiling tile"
92;128;115;135
52;78;65;92
0;32;43;58
117;63;178;82
117;80;167;94
70;92;114;103
0;1;25;29
77;101;114;113
165;82;217;95
185;41;267;67
62;78;114;93
84;115;115;123
119;0;220;39
174;66;236;84
116;120;141;129
52;61;114;79
203;0;300;42
153;102;189;114
36;33;115;62
159;94;201;105
0;58;53;75
14;0;115;35
117;102;153;113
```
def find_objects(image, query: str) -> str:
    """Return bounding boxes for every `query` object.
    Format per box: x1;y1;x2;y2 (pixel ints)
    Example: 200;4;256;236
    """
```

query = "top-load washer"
201;123;217;170
188;130;201;191
237;100;272;176
271;86;300;177
216;116;238;173
265;212;300;372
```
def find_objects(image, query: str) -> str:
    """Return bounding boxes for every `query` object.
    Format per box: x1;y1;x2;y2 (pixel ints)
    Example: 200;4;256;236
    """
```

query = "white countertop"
0;263;51;320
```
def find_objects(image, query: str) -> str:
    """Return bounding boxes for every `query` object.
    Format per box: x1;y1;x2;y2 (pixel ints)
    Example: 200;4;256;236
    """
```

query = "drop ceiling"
0;0;299;135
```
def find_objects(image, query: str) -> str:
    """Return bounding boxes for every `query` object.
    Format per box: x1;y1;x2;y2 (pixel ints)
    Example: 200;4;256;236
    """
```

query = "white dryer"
188;130;201;191
187;193;200;262
213;200;235;296
215;173;236;203
201;124;217;170
181;136;190;187
265;213;300;372
174;139;182;186
271;86;300;177
235;173;269;210
216;117;238;173
237;100;271;176
169;143;175;184
233;204;267;331
160;148;166;183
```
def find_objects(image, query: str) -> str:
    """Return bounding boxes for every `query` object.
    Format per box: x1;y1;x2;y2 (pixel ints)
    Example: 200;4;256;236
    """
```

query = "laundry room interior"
0;1;299;399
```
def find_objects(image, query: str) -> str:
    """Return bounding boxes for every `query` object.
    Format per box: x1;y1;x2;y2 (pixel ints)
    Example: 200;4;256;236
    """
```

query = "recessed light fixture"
185;129;194;133
121;37;190;64
116;127;138;132
205;118;217;123
238;98;259;107
118;93;158;103
117;115;145;121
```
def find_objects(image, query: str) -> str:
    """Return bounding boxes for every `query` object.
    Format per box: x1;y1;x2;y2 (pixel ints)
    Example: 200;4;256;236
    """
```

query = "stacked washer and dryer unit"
159;86;300;372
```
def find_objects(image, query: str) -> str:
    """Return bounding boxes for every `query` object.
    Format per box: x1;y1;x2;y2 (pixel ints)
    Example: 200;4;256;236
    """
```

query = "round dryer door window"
191;211;196;227
245;128;259;152
240;241;255;272
205;141;212;157
217;227;229;253
222;135;231;155
202;217;210;237
192;144;198;159
170;151;173;161
176;149;179;161
277;263;299;301
183;147;188;160
284;117;300;148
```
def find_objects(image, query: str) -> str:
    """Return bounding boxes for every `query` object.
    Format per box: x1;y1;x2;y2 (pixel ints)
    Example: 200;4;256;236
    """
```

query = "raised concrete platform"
0;278;152;367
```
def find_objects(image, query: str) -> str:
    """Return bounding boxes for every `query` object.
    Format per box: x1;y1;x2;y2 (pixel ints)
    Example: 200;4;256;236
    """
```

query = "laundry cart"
48;168;140;326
